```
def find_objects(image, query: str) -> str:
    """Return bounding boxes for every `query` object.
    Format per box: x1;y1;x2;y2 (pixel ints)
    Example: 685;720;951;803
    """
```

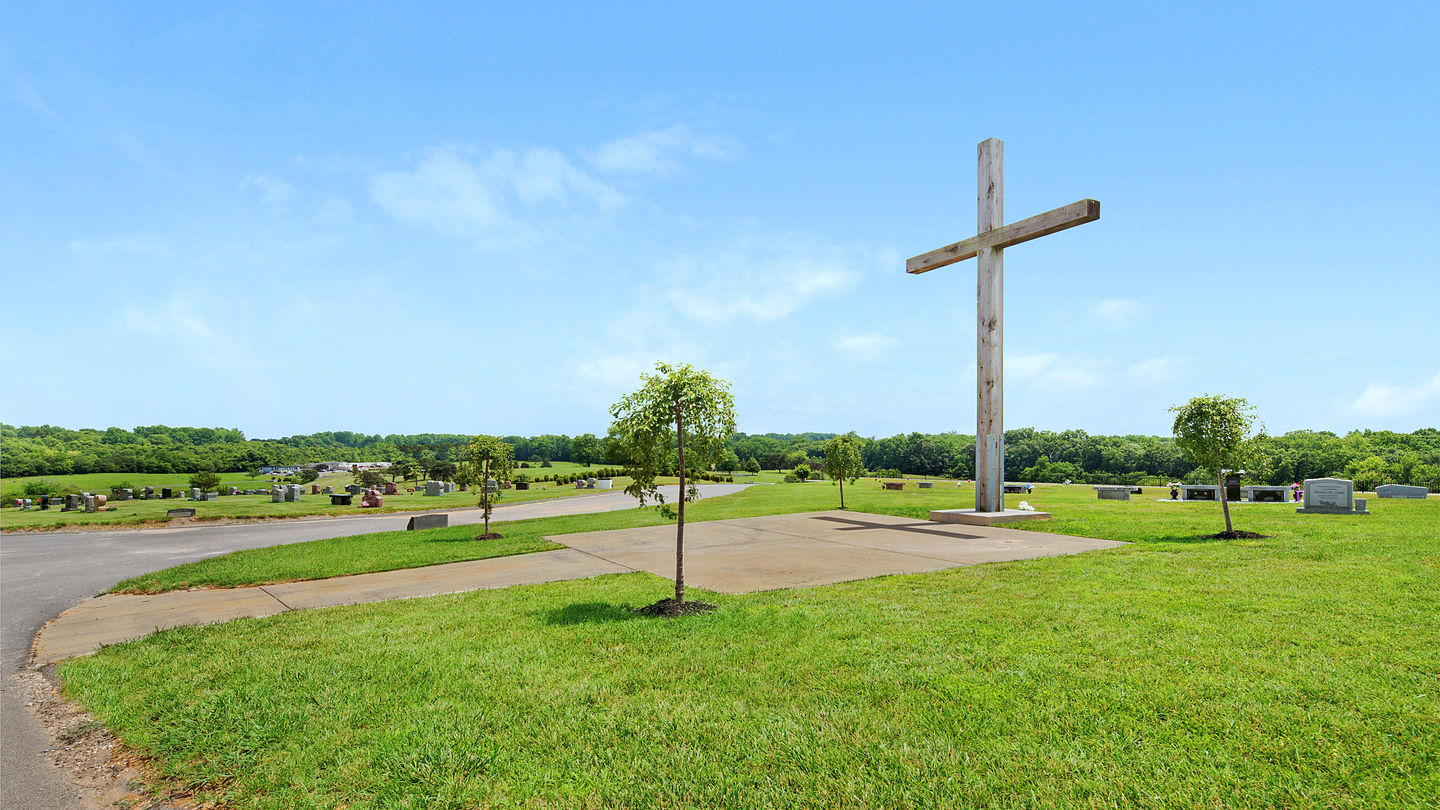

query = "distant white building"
315;461;392;472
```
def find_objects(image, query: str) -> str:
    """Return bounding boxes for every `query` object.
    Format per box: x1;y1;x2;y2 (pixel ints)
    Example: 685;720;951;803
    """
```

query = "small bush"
22;479;63;498
540;460;554;468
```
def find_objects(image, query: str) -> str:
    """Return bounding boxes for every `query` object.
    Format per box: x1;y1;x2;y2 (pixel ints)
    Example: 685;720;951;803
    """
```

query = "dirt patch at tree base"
633;598;718;618
1201;530;1270;540
474;532;503;541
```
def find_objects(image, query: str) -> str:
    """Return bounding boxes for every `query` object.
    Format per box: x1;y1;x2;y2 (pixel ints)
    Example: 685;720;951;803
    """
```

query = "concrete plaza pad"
34;549;626;666
552;510;1126;593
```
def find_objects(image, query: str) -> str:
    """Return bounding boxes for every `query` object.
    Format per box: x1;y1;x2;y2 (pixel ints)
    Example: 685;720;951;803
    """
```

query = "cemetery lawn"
59;484;1439;808
0;475;639;531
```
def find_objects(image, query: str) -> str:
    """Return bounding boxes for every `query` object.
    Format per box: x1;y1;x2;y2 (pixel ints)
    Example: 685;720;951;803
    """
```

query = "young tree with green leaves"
792;464;812;482
188;470;220;493
719;449;741;474
743;456;761;474
609;362;737;607
822;433;866;509
1170;394;1260;535
571;433;603;466
460;435;515;539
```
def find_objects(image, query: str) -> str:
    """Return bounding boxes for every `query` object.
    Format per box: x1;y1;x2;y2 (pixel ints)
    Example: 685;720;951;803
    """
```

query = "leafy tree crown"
609;362;737;515
1170;394;1259;476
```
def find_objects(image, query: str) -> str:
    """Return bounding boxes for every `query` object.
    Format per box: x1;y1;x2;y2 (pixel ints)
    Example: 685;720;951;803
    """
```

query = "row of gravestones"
1172;478;1427;513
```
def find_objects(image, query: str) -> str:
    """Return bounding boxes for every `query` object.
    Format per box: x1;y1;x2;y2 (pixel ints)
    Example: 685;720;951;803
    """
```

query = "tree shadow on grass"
422;532;506;544
1144;532;1267;544
544;602;642;626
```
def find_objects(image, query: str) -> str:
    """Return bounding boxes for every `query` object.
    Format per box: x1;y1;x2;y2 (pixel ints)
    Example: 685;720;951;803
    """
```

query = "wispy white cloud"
664;233;865;322
1091;298;1144;329
1346;371;1440;417
589;125;736;174
1126;356;1179;385
370;145;624;251
67;235;169;260
241;174;296;208
315;197;354;225
1008;351;1098;389
13;80;59;122
117;293;256;366
834;332;899;360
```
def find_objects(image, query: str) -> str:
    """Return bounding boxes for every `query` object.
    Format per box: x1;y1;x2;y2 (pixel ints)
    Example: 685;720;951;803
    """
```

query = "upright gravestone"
445;481;457;494
83;493;97;513
161;487;173;499
191;487;202;500
1297;478;1368;515
144;486;155;499
271;486;284;503
384;482;398;495
1224;473;1243;502
1376;484;1427;499
285;484;302;502
424;481;443;496
322;486;334;494
116;488;133;501
229;486;241;495
485;479;499;494
63;494;79;511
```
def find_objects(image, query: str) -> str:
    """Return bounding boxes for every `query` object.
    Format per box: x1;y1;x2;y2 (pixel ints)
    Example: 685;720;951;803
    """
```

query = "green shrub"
22;479;64;498
188;471;221;492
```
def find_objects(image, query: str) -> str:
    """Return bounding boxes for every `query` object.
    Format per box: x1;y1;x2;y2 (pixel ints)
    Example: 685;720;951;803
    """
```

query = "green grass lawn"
0;471;639;530
58;484;1440;808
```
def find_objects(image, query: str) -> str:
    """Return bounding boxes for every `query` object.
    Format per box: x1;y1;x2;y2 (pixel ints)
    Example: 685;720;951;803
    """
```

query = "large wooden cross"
907;138;1099;513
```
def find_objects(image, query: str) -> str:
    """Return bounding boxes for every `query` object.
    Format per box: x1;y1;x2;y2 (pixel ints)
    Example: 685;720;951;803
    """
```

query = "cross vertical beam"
976;138;1004;512
906;138;1098;516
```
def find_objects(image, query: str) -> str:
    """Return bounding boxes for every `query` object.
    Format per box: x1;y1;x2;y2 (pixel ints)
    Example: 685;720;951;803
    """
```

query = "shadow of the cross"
809;515;982;540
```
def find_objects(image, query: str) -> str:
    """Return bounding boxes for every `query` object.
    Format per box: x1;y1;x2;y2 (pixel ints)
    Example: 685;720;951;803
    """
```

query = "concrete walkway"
34;511;1124;666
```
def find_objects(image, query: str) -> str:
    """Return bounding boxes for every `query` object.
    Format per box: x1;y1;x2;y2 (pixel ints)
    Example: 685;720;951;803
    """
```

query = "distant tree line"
3;423;1437;492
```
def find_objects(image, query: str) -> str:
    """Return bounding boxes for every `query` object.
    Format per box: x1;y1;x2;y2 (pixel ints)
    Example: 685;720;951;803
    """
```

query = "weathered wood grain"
906;198;1100;275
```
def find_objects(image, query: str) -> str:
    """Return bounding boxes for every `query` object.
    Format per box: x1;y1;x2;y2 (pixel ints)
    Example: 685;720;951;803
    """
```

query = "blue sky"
5;1;1437;440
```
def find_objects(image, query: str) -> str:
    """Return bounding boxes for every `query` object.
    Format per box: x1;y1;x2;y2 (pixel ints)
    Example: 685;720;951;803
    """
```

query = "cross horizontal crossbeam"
905;198;1100;275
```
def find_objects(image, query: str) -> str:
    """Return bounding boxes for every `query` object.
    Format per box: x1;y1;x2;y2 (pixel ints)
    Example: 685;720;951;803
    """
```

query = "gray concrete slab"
263;549;626;610
553;510;1124;593
34;549;628;667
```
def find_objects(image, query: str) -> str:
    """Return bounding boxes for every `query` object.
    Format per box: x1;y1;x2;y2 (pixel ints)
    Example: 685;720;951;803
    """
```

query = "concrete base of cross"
929;508;1051;526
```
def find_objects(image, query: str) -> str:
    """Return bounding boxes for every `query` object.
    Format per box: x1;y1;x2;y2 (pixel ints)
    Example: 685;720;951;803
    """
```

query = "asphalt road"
0;484;748;808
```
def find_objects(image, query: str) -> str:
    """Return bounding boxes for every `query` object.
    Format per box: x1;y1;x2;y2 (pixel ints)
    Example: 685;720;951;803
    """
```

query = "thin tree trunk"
1218;470;1233;534
674;404;686;603
483;458;491;536
839;476;845;509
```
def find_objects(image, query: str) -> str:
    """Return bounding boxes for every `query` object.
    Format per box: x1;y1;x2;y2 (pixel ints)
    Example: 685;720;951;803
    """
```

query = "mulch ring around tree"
1201;530;1270;540
633;598;718;618
474;533;503;541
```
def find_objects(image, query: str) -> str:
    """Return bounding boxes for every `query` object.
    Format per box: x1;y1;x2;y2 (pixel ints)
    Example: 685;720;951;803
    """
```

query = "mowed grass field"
0;465;639;530
58;483;1440;808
